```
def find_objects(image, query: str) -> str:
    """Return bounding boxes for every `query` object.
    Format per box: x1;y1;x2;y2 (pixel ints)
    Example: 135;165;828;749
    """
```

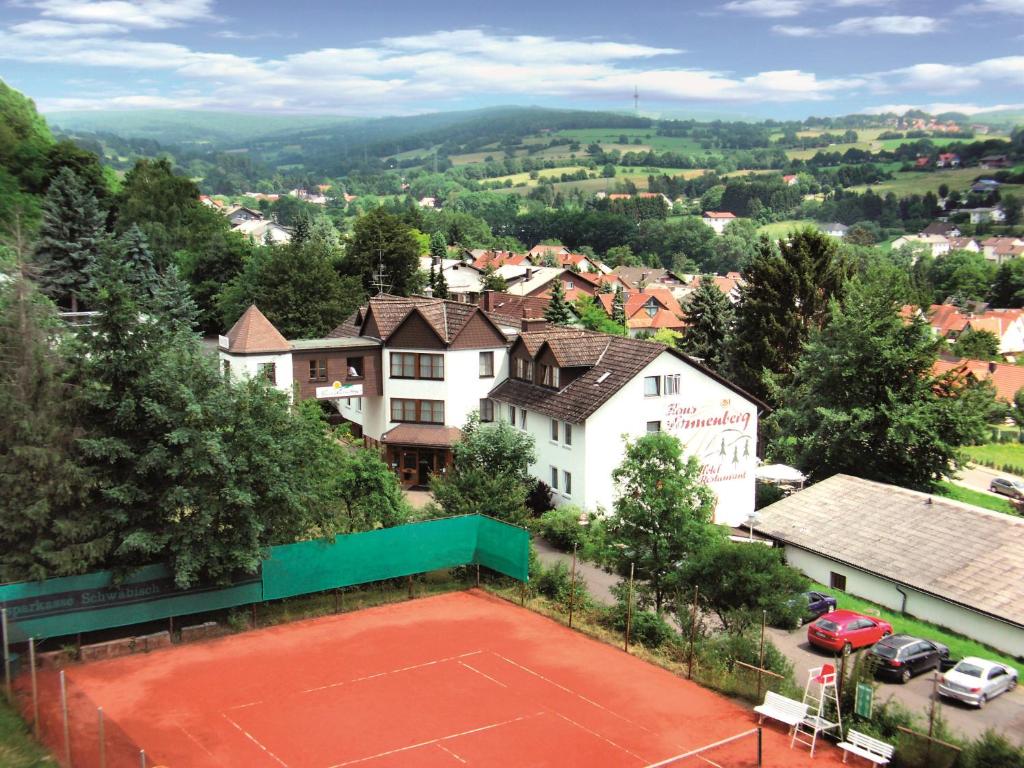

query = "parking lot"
767;625;1024;746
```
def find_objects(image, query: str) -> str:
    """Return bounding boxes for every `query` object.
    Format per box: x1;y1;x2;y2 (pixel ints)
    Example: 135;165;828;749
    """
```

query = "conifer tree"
428;260;437;294
0;261;90;581
429;230;447;263
291;214;311;247
681;276;734;372
611;285;627;326
434;265;450;299
544;278;572;325
34;167;106;312
117;224;157;294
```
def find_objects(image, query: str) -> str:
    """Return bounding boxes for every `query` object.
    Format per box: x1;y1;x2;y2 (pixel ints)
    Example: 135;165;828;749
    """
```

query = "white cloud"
723;0;806;17
10;19;125;36
881;56;1024;91
966;0;1024;12
31;0;214;29
831;16;942;34
772;25;817;36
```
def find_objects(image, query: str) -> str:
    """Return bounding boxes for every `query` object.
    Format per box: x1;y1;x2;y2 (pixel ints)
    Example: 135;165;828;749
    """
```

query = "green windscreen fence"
0;515;529;642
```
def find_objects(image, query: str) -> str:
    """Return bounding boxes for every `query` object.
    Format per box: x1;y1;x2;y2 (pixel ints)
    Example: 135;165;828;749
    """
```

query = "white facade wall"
582;352;758;527
340;346;509;441
501;405;589;509
784;546;1024;658
218;350;293;395
501;351;758;526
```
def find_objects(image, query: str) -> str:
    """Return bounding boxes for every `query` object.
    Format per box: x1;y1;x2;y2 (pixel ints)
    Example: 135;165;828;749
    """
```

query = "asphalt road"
533;537;1024;747
951;463;1024;499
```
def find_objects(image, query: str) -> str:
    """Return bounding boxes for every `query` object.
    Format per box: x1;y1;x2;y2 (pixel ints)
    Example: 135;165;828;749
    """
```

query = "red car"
806;610;892;654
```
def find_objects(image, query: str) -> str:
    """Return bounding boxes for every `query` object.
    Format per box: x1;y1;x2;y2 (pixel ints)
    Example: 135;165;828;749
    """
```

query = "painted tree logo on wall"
665;398;754;484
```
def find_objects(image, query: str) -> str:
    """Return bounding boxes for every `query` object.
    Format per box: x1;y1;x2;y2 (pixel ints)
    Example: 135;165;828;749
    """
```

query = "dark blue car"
797;591;837;627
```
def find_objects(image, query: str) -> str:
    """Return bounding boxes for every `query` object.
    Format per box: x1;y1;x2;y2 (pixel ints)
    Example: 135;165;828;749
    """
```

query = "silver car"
988;477;1024;499
938;657;1018;708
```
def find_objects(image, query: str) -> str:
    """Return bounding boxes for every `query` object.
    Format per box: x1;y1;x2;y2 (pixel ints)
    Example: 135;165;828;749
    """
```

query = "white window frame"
644;376;661;397
563;422;573;447
550;466;559;490
519;408;527;429
664;374;681;395
563;471;572;496
550;418;559;442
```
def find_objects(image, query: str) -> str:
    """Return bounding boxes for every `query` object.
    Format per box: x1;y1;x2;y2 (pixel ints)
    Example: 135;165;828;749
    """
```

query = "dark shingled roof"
328;295;502;344
754;474;1024;628
490;328;764;424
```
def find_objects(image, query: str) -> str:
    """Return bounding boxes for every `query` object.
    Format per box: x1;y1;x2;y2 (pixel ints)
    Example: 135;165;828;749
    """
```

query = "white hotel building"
220;295;765;527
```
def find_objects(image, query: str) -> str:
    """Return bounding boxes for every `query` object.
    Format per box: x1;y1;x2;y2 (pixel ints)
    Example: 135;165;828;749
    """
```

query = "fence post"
568;543;578;629
29;638;39;738
98;707;106;768
624;563;635;652
407;575;414;600
251;602;257;630
140;749;146;768
757;610;766;701
757;727;763;768
60;669;72;767
687;585;699;680
475;564;480;587
927;672;940;766
1;607;10;700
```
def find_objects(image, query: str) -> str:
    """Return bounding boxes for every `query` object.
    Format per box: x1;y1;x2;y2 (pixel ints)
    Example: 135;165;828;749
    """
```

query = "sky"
0;0;1022;119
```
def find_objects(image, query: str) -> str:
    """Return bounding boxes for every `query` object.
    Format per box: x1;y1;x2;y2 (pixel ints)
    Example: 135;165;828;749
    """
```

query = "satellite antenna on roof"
370;250;393;295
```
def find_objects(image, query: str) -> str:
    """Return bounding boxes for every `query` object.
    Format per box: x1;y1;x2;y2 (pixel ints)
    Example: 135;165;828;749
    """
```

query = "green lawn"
848;167;1024;197
557;128;708;155
962;443;1024;474
811;583;1021;669
0;699;52;768
757;219;816;240
934;480;1017;516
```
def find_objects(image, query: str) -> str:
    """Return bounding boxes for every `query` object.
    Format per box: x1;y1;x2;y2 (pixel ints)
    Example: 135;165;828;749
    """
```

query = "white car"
938;657;1018;708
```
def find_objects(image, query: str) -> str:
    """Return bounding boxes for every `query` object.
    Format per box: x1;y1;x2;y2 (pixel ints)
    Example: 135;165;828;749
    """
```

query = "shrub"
537;506;587;550
534;560;589;611
603;582;678;649
958;730;1024;768
525;480;554;517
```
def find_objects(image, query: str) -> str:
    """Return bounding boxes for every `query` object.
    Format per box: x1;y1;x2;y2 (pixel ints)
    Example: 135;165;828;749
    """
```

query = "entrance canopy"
381;424;463;448
755;463;806;485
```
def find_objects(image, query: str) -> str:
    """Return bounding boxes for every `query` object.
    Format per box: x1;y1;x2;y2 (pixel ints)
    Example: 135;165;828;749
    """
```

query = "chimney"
989;361;998;374
525;267;534;281
423;285;434;298
522;317;547;332
483;289;493;311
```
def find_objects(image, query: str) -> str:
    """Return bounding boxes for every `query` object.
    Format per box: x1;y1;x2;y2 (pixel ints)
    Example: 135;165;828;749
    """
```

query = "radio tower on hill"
633;85;639;113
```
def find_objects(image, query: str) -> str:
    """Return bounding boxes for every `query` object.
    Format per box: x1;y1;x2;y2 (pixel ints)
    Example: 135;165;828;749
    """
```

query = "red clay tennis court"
25;590;849;767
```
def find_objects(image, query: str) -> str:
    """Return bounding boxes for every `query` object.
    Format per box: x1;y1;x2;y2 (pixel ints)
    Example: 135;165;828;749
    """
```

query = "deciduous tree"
606;433;721;614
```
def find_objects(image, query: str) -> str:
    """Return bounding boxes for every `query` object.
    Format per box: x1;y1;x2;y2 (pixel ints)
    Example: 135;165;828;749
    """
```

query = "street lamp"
746;511;760;542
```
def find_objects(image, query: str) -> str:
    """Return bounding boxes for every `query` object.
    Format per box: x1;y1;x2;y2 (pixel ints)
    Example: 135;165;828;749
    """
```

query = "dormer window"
645;298;658;318
540;364;560;388
514;357;534;381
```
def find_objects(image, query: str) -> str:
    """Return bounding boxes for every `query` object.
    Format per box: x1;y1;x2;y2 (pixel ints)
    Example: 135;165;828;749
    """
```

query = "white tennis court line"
491;651;658;736
435;742;468;764
176;723;217;759
228;700;264;710
550;710;649;763
458;660;508;688
223;712;290;768
325;711;545;767
301;650;484;694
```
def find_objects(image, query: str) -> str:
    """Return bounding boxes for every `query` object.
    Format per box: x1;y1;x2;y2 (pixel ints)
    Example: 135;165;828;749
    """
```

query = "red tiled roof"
933;358;1024;403
225;305;290;353
472;250;528;270
597;288;685;329
332;295;503;344
703;211;736;219
926;304;970;337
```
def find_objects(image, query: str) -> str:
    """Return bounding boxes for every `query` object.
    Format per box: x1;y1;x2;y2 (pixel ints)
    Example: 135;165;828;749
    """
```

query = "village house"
218;297;764;527
921;221;961;238
419;256;484;304
702;211;736;235
934;357;1024;403
596;288;686;336
225;205;263;227
489;326;764;526
232;219;292;244
782;174;798;186
819;222;848;239
955;206;1006;225
891;234;951;258
935;152;960;168
919;303;1024;354
981;236;1024;264
980;155;1011;170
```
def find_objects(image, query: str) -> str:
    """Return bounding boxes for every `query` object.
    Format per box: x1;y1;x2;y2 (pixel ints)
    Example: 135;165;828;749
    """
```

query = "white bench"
838;730;895;765
754;691;808;732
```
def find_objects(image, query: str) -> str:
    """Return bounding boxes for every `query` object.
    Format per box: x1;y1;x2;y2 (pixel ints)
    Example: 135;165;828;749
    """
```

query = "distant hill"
45;110;361;146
